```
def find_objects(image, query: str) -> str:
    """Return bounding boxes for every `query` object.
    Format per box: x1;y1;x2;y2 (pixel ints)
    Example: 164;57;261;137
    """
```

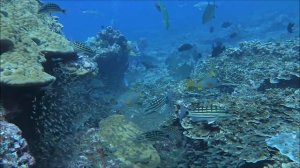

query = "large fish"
176;102;231;124
144;95;168;115
71;41;95;56
38;3;66;14
135;130;168;142
155;0;170;30
202;1;217;24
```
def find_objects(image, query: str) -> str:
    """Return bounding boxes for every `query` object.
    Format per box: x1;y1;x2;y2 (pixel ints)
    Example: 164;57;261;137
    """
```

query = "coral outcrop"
0;121;35;167
0;0;73;86
87;26;131;88
195;39;300;89
98;115;161;168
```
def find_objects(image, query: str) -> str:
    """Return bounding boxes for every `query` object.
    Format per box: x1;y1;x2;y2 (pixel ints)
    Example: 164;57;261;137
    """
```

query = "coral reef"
165;47;201;80
196;38;300;89
172;38;300;167
0;121;35;167
0;0;73;86
87;26;131;88
98;115;161;168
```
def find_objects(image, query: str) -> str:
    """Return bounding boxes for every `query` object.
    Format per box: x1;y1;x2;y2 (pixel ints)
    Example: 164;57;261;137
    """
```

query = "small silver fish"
71;41;95;56
38;3;66;14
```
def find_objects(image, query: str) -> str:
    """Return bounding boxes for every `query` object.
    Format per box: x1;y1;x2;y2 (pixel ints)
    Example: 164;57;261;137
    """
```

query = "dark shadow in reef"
238;160;275;168
0;84;41;142
258;75;300;91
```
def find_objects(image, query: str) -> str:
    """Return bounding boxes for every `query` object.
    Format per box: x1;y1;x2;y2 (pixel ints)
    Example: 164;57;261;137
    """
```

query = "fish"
136;130;168;142
198;77;221;89
212;41;225;57
155;0;170;30
155;2;161;12
177;103;231;123
38;3;66;14
178;43;193;52
221;21;232;28
287;22;294;33
229;32;238;39
71;41;95;56
193;2;209;11
144;95;168;115
202;1;217;24
81;10;103;17
186;77;221;91
141;61;157;70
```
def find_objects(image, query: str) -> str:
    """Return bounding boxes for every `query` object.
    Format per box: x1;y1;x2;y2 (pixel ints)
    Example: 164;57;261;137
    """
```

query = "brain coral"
0;0;73;86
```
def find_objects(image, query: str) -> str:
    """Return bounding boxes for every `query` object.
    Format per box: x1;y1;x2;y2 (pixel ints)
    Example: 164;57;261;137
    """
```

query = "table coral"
0;0;73;86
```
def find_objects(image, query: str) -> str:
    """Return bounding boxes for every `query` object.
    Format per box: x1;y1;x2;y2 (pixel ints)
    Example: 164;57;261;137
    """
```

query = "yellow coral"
99;115;161;168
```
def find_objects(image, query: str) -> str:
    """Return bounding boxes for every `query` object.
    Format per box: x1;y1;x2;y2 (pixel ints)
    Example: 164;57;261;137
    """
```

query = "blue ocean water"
46;0;299;44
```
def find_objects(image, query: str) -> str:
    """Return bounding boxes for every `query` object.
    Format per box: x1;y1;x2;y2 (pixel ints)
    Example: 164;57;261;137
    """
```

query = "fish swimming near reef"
202;1;217;24
194;2;209;11
176;103;231;123
186;77;221;91
211;41;225;57
155;2;162;12
81;10;103;17
71;41;95;56
229;32;238;39
287;22;294;33
178;43;193;52
221;21;232;28
144;95;169;115
155;0;170;30
141;61;157;70
38;3;66;14
135;130;168;142
144;92;174;115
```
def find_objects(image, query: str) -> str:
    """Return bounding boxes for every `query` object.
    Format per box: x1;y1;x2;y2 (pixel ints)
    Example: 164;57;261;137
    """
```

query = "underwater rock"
87;26;131;88
98;115;161;168
0;0;73;86
0;121;35;167
266;132;300;164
